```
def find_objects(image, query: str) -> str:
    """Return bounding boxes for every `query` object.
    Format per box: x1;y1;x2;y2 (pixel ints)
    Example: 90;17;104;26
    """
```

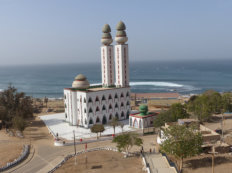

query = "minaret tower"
115;21;129;87
101;24;115;87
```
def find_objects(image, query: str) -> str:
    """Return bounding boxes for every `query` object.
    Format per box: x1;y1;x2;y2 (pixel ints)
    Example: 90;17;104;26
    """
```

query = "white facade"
64;21;131;128
101;45;115;87
129;114;155;129
115;44;129;87
64;87;130;128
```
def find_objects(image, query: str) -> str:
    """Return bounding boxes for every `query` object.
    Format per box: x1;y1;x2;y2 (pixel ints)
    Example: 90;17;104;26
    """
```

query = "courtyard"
39;113;137;140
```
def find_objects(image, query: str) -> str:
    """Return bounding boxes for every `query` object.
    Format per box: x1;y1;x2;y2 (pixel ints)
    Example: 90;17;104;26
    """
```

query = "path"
4;116;157;173
145;153;177;173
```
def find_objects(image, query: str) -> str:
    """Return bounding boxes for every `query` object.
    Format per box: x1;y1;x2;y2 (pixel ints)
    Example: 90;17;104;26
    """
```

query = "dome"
102;32;112;39
116;21;126;30
101;38;113;45
72;74;90;89
115;36;128;44
102;24;111;33
116;30;127;37
115;21;128;44
75;74;86;81
139;105;148;115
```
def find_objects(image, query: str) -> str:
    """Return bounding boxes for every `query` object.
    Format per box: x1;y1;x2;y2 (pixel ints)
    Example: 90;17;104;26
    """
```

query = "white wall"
64;87;131;128
101;45;115;87
115;44;129;87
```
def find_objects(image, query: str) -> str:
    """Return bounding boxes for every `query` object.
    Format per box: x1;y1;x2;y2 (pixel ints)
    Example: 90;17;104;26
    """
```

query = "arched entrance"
89;118;93;125
121;112;124;117
102;116;107;124
133;119;138;128
115;112;119;120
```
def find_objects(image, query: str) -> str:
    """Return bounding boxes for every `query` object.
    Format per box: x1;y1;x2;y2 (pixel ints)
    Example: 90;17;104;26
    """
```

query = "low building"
129;105;157;129
130;93;181;108
157;119;230;153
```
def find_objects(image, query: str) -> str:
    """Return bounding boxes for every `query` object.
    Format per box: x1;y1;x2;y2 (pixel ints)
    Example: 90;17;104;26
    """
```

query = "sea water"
0;59;232;98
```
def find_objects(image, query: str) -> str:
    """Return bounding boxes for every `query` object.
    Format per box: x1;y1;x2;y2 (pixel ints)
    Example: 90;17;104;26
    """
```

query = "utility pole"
73;130;77;165
209;145;218;173
221;113;224;142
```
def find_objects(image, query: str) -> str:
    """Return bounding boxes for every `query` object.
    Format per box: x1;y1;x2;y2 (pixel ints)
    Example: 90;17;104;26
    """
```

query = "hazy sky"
0;0;232;65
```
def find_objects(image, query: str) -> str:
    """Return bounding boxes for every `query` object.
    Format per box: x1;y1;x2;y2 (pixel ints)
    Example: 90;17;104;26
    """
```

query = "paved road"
4;117;157;173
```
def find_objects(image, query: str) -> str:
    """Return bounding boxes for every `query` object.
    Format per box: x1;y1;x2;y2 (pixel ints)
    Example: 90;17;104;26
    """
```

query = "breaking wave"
129;81;183;87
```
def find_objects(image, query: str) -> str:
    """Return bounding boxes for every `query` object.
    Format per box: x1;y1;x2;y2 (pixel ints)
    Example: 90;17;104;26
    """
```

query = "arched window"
88;97;92;103
127;101;130;106
109;104;112;109
115;93;118;99
65;104;67;108
95;96;99;102
102;95;106;101
89;119;93;124
121;112;124;117
96;106;100;112
89;108;93;113
108;94;112;100
109;114;112;120
115;112;119;119
102;116;107;124
121;102;124;107
85;118;87;125
115;103;118;108
64;95;66;99
84;108;86;113
126;92;130;97
102;105;106;111
84;98;86;103
96;117;100;123
121;93;124;98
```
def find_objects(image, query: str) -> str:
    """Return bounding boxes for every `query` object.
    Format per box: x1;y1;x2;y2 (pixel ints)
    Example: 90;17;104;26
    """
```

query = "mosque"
64;21;131;128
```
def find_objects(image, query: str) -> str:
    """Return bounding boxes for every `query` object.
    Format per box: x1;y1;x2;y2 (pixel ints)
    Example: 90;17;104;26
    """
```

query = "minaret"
115;21;129;87
101;24;115;87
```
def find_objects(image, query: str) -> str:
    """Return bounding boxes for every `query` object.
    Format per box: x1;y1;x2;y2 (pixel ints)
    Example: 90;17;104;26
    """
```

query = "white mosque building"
64;21;131;128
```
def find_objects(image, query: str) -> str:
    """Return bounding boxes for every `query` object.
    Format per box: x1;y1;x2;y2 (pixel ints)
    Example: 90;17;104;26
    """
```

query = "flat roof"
64;85;130;93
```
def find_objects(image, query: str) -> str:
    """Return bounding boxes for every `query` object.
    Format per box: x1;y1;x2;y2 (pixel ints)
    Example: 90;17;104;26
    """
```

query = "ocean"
0;60;232;98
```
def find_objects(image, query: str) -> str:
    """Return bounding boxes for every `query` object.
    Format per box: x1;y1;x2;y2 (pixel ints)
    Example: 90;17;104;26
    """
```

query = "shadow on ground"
184;156;232;169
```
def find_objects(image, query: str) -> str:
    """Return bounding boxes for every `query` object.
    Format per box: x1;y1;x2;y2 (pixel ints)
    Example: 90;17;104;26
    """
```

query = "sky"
0;0;232;65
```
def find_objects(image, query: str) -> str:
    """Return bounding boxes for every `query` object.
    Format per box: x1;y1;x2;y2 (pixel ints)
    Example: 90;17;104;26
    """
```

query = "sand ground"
181;114;232;173
0;131;25;167
55;150;144;173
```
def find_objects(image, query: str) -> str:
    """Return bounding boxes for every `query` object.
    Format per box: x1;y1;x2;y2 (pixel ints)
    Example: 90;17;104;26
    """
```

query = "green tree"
110;117;119;135
187;91;232;121
221;93;232;113
0;85;33;130
154;103;189;128
12;116;27;132
112;132;143;156
169;103;189;121
90;124;105;139
160;124;202;172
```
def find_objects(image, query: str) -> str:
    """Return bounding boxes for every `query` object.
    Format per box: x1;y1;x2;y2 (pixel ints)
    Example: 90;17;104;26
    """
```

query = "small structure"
129;105;157;129
130;93;181;108
157;119;230;153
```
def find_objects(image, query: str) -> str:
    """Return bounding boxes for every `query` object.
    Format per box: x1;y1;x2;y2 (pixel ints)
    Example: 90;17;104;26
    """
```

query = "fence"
0;145;30;172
